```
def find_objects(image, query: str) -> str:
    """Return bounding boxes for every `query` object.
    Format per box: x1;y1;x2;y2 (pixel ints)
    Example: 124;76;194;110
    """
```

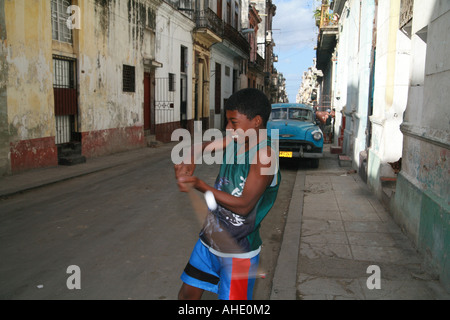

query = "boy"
174;88;280;300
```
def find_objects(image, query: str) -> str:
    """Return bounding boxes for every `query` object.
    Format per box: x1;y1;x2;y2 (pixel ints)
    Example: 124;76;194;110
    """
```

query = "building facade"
210;0;249;130
1;0;278;174
296;58;322;106
314;0;449;291
392;0;449;290
2;0;164;174
154;0;194;141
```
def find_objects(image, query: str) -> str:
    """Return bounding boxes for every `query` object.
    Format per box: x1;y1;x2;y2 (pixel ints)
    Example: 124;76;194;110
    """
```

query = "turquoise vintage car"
267;103;323;168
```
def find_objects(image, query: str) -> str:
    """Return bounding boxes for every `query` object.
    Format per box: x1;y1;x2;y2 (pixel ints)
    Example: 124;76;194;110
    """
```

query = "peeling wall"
2;0;57;174
1;0;167;171
78;0;146;132
1;0;9;175
390;0;450;291
71;0;161;157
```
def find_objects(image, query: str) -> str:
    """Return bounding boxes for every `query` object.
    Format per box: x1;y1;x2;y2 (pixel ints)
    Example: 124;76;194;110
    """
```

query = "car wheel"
310;159;319;168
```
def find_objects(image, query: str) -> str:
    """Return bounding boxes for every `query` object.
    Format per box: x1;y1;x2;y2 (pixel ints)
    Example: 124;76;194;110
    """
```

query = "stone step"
57;142;86;166
330;146;342;154
58;154;87;166
338;155;352;167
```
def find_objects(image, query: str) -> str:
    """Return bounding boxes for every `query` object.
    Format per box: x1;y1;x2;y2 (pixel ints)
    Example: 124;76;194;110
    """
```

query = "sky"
272;0;320;102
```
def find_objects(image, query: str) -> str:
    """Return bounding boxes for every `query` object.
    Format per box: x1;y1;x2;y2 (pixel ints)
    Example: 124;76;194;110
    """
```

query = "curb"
270;170;305;300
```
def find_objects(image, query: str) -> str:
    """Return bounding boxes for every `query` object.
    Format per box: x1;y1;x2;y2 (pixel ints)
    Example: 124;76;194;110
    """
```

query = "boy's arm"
174;135;232;180
178;145;276;216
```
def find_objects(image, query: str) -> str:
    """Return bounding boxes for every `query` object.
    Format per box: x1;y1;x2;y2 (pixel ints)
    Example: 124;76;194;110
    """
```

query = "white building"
154;1;195;141
210;0;248;130
391;0;450;290
316;0;450;291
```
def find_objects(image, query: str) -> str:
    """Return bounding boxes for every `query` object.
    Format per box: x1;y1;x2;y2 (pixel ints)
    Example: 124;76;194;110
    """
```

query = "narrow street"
0;143;297;300
1;143;448;300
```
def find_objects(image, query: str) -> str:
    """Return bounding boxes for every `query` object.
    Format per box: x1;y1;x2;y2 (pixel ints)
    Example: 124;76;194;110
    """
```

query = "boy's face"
226;110;262;132
226;110;262;141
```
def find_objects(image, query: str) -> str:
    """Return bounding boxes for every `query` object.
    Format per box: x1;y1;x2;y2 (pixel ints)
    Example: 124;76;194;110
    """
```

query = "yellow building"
1;0;162;174
1;0;57;174
192;6;222;131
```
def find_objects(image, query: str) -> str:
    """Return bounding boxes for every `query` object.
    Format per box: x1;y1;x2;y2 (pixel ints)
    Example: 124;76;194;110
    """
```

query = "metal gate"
53;55;78;144
155;77;175;125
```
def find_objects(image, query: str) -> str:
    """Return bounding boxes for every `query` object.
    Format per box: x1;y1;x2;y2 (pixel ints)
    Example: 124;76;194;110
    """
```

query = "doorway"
144;71;155;134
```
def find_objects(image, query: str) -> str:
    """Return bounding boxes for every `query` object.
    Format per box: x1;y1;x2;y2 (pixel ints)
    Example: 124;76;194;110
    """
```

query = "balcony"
194;8;223;46
223;23;250;56
249;53;265;73
316;4;339;70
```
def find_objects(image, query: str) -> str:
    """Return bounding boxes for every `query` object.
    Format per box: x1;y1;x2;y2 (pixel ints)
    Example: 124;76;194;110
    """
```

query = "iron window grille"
53;55;77;116
53;55;78;144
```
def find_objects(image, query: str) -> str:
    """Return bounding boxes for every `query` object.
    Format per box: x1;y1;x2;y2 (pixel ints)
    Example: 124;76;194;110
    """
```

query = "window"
53;56;76;89
225;66;230;77
227;0;231;24
51;0;72;43
217;0;223;19
123;65;136;92
169;73;176;92
234;2;239;29
181;46;187;73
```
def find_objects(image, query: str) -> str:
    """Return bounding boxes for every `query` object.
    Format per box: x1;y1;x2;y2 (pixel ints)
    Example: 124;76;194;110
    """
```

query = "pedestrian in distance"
174;88;281;300
324;108;336;143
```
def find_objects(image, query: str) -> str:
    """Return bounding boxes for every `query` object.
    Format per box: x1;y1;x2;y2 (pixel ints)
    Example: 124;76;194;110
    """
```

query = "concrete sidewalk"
271;146;450;300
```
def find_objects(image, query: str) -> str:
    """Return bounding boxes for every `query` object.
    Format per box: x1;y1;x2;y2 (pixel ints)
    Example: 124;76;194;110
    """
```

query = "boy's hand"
174;163;195;179
177;175;199;193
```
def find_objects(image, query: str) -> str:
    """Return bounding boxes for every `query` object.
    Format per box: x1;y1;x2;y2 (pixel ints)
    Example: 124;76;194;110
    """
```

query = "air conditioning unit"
265;30;272;43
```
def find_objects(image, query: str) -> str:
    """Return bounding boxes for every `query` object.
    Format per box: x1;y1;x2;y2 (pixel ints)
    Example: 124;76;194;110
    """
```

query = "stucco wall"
154;2;194;125
392;0;450;291
78;0;155;157
367;0;410;196
1;0;172;167
2;0;57;173
210;46;235;130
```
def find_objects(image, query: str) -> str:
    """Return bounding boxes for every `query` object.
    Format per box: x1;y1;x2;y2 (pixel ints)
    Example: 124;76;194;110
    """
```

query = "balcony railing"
249;53;264;72
223;23;250;54
195;8;224;37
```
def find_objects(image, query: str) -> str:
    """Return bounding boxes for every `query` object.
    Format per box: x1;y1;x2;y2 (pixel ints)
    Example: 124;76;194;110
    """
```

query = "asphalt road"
0;147;302;300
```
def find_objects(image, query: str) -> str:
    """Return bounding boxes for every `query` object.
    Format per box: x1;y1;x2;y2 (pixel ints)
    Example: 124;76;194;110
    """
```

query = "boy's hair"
225;88;271;127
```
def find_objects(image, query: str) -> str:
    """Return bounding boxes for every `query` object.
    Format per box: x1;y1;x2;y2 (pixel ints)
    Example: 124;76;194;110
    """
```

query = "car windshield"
270;107;313;122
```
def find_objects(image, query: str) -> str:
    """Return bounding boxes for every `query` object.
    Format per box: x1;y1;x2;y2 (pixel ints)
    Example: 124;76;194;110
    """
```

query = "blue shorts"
181;240;260;300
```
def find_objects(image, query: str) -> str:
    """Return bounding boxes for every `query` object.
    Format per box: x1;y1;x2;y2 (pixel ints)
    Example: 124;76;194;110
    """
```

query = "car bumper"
278;140;323;159
283;151;323;159
300;152;323;158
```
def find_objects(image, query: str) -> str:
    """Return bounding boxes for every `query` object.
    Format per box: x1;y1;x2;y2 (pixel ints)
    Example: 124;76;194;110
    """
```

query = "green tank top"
199;138;281;255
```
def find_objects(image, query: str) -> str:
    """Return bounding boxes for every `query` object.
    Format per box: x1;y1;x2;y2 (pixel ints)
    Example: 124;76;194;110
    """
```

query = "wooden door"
217;0;222;19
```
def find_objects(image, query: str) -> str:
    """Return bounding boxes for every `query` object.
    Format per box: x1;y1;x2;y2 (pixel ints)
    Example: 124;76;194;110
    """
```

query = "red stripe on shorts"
229;258;252;300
